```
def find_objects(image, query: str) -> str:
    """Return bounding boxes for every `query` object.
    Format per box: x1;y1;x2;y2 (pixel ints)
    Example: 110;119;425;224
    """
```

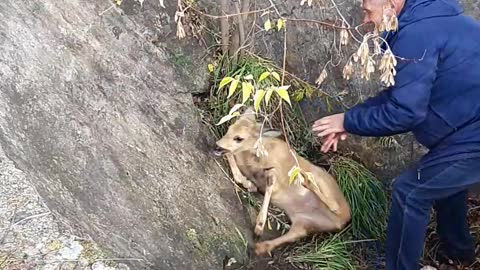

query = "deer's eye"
234;136;244;143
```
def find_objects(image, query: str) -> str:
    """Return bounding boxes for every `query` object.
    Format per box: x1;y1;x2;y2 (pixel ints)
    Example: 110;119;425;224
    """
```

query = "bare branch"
219;0;230;54
189;4;274;19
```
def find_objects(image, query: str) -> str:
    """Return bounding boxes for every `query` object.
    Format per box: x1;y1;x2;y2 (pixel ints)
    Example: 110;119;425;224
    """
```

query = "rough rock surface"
0;0;250;269
0;144;131;270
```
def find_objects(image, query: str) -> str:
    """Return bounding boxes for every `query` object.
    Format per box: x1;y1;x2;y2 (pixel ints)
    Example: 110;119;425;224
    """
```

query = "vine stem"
278;24;301;168
286;18;366;30
188;5;366;30
188;5;274;19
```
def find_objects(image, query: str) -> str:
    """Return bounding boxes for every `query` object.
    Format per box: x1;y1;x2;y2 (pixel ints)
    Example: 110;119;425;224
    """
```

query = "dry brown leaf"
340;27;349;46
315;68;328;85
343;60;353;80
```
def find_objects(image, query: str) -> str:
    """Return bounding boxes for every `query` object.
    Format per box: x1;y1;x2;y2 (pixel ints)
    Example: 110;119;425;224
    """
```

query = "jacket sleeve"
343;29;440;137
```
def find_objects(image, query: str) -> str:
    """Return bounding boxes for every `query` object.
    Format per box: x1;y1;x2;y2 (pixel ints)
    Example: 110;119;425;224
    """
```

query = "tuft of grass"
329;156;389;240
378;136;399;149
288;229;356;270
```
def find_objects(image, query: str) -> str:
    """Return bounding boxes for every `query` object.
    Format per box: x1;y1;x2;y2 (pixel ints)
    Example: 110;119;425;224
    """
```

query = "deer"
213;107;351;256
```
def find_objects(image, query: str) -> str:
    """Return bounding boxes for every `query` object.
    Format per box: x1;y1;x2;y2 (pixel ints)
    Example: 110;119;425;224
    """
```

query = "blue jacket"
344;0;480;170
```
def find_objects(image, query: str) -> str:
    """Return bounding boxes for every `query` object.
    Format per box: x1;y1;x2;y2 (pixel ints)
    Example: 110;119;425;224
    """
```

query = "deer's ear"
262;129;283;138
240;106;256;121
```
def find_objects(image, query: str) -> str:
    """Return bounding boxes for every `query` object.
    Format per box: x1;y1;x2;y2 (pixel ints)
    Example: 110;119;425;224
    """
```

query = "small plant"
378;136;400;148
214;69;291;126
288;230;356;270
329;156;388;240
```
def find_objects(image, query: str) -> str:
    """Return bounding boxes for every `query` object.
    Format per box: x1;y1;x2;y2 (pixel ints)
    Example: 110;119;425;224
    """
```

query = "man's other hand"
312;113;347;153
320;132;348;153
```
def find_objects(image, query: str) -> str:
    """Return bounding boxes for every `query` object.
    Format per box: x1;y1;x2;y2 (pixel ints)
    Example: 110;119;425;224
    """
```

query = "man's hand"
320;132;347;153
312;113;346;137
312;113;347;153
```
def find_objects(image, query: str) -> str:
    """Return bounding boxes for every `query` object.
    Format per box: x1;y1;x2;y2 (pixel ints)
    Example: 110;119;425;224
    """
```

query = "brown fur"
214;107;351;255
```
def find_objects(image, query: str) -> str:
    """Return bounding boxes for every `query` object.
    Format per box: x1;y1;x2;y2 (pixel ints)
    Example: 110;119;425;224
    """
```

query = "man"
312;0;480;269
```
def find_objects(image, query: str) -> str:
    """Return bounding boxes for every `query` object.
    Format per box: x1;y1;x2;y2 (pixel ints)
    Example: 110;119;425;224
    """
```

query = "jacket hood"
397;0;464;28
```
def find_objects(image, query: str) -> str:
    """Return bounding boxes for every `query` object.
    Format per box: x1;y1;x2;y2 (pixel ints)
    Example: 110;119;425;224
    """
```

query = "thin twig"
214;159;243;204
189;4;274;19
329;0;362;43
286;17;364;30
189;4;365;30
245;51;333;98
278;25;294;155
281;25;287;85
98;5;115;16
42;258;144;263
267;0;281;16
0;207;17;245
469;205;480;212
219;0;230;54
13;211;50;226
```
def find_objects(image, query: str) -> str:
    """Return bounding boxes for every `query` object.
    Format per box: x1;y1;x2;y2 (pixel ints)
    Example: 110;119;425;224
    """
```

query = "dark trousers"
385;157;480;270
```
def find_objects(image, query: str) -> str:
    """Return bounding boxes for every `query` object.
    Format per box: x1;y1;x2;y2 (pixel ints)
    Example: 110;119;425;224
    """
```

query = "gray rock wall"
0;0;250;269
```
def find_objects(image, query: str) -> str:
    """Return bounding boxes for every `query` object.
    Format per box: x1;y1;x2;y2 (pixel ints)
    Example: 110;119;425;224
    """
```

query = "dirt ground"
0;146;130;270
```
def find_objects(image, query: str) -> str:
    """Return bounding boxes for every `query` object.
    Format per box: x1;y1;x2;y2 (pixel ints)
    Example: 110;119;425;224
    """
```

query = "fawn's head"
213;107;281;156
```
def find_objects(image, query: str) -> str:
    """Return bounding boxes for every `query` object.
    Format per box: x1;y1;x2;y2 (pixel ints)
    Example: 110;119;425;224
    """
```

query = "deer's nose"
213;144;227;157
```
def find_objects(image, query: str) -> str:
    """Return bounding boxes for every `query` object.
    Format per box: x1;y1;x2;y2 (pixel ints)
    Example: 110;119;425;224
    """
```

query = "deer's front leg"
255;168;276;236
226;153;257;192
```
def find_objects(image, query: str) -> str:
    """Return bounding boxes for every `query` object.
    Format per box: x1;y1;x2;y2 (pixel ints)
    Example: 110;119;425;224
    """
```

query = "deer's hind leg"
302;177;340;213
254;210;347;256
254;220;309;256
303;177;351;227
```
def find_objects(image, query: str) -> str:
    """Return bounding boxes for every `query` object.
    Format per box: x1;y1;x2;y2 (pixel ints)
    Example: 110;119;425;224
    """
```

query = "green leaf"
265;87;274;106
219;77;234;89
326;96;332;112
277;19;285;31
271;71;281;82
293;90;304;102
253;89;266;112
228;79;239;98
241;82;253;103
305;86;314;99
288;166;302;185
259;72;270;82
207;63;214;73
264;19;272;31
244;74;254;80
229;104;244;115
275;86;292;106
215;112;239;126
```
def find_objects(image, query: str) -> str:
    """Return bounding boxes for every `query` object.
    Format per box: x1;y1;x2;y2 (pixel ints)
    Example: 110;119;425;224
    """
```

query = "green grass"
288;229;356;270
329;156;389;240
